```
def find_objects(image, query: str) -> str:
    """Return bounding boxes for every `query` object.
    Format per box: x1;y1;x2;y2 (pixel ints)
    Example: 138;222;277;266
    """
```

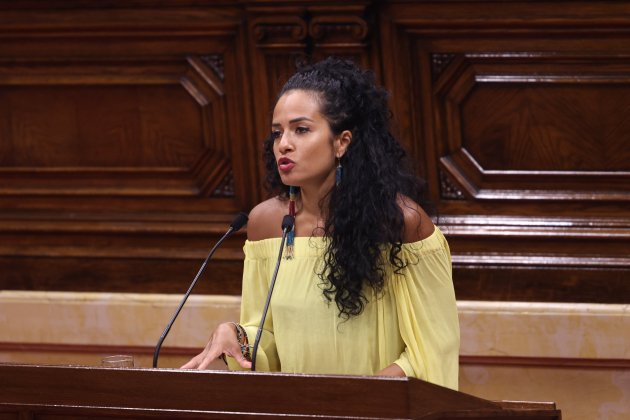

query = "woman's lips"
277;158;295;172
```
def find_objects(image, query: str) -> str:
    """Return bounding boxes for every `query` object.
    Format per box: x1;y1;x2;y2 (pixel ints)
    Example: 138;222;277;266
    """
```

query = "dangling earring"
335;157;343;186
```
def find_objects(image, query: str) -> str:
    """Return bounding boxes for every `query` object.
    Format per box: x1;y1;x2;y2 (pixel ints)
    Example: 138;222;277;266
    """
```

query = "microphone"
251;215;294;371
152;212;249;368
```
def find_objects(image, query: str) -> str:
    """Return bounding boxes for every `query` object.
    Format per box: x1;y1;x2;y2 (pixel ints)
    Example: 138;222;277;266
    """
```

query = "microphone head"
281;215;295;232
230;212;249;232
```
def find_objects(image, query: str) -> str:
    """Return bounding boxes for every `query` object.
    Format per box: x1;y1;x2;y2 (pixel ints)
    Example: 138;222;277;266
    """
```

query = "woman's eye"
296;126;310;134
271;131;282;140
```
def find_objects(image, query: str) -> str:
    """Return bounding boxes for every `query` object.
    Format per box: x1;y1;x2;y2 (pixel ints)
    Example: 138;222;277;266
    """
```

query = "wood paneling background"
0;0;628;303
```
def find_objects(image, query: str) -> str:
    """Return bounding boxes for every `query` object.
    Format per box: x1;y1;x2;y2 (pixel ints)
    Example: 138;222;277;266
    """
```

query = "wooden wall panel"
379;0;630;302
0;2;256;293
435;54;630;201
0;0;628;303
0;22;248;209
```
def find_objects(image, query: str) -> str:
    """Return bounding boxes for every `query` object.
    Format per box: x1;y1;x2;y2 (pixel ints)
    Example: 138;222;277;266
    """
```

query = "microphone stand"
152;213;248;368
251;215;294;371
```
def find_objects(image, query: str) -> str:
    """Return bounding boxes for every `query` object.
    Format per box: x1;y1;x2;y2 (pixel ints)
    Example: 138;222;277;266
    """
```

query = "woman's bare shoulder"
247;197;288;241
397;195;435;243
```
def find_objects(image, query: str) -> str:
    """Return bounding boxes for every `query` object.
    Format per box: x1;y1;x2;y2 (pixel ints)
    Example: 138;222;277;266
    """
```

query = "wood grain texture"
0;0;628;303
0;364;561;419
379;0;630;303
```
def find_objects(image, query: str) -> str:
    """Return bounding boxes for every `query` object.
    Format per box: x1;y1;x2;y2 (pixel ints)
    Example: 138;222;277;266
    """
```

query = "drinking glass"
101;354;135;368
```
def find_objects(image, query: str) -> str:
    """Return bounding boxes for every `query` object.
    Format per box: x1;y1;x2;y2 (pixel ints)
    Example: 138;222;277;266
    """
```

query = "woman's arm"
390;233;460;388
388;197;459;387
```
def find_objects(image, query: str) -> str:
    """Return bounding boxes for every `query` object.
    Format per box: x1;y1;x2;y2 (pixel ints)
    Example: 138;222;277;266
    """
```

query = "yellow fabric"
228;227;459;390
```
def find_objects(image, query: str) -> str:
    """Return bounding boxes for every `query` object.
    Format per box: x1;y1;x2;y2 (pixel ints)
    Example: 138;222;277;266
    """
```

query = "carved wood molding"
251;15;309;45
213;169;235;197
3;0;627;303
200;55;225;82
0;54;234;200
439;168;467;200
309;14;370;45
249;6;371;49
431;53;456;82
0;6;240;37
382;1;630;34
434;53;630;203
451;254;630;269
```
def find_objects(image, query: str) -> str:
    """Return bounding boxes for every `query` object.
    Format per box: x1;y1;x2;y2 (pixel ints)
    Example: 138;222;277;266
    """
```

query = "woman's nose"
277;132;294;153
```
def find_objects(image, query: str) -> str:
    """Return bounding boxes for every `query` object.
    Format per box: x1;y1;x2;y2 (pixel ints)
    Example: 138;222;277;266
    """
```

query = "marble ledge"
0;291;628;360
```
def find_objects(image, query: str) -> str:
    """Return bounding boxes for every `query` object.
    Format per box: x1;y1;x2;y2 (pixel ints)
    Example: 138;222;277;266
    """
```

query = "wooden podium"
0;363;560;419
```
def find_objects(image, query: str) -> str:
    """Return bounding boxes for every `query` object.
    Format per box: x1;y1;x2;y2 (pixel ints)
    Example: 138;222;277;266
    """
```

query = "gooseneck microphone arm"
152;212;248;368
251;215;294;372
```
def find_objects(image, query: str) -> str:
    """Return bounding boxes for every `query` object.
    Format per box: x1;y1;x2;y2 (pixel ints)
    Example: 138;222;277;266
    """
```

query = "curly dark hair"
263;57;429;318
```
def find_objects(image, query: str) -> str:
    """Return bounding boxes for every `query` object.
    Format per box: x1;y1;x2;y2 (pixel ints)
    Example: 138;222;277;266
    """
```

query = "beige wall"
0;291;628;419
0;291;237;370
458;301;629;420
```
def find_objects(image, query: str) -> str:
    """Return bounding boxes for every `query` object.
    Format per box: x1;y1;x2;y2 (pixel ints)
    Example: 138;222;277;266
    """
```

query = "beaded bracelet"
232;322;252;362
219;322;252;365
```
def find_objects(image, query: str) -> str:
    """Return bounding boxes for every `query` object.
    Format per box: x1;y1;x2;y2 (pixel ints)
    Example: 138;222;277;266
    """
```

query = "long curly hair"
263;57;429;318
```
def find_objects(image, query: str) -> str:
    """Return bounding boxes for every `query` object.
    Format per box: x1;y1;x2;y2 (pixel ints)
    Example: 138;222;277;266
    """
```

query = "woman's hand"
180;322;252;370
376;363;406;377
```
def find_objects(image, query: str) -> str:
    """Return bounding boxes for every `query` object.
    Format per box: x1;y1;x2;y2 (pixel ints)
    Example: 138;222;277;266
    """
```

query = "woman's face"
271;89;341;190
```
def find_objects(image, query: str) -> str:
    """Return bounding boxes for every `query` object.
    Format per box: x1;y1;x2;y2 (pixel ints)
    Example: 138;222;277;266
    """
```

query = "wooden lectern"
0;363;560;419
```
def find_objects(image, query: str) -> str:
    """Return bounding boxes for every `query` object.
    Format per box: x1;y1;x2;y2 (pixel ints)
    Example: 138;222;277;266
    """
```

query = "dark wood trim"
460;355;630;370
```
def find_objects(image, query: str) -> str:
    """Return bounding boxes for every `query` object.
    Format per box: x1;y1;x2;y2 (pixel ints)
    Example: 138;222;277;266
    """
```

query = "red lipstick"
277;157;295;172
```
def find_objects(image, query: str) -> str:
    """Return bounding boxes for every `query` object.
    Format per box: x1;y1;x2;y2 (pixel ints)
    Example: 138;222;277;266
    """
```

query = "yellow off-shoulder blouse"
228;227;460;390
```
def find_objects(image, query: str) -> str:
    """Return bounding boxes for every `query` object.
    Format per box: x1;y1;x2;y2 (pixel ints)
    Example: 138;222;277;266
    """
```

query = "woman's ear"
335;130;352;158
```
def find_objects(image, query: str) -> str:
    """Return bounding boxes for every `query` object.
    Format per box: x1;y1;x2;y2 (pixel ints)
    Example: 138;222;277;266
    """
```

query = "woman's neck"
293;180;332;236
298;188;322;218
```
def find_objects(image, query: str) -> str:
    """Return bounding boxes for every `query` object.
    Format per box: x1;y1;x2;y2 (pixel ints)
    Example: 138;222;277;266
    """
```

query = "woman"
182;57;460;390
